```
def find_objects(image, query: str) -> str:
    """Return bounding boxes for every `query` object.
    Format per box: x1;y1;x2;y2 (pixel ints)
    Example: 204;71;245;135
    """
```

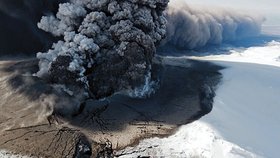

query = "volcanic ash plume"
163;0;265;49
36;0;169;99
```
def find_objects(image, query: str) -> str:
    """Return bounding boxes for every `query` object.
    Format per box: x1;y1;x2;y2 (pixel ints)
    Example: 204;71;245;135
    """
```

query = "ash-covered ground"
0;58;222;157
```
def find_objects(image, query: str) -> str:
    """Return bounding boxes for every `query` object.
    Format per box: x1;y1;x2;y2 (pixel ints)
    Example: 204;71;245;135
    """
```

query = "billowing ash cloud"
0;0;264;100
163;0;265;49
36;0;169;99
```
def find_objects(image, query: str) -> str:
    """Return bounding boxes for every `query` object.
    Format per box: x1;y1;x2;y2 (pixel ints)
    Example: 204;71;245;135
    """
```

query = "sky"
185;0;280;25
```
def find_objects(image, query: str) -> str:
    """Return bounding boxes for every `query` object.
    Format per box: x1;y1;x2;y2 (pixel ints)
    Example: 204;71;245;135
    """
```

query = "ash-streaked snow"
200;61;280;158
117;121;260;158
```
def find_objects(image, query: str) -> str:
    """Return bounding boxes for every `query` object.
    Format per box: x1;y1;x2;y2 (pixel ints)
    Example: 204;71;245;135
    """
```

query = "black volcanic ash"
36;0;169;99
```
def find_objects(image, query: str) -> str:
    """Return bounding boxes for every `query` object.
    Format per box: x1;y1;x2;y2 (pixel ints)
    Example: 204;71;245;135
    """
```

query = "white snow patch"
188;40;280;67
0;150;32;158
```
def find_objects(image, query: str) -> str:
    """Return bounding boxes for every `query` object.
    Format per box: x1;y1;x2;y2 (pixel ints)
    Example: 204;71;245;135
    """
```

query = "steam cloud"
36;0;169;99
163;0;265;49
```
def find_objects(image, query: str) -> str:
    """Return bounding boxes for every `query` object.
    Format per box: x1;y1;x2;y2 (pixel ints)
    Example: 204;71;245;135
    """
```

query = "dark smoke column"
36;0;169;99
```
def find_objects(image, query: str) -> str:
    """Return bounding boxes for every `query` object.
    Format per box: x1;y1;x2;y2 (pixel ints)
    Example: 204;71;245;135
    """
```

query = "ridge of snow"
117;121;261;158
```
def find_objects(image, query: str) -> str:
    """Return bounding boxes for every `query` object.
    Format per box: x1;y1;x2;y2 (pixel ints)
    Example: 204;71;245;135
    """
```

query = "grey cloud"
163;0;265;49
